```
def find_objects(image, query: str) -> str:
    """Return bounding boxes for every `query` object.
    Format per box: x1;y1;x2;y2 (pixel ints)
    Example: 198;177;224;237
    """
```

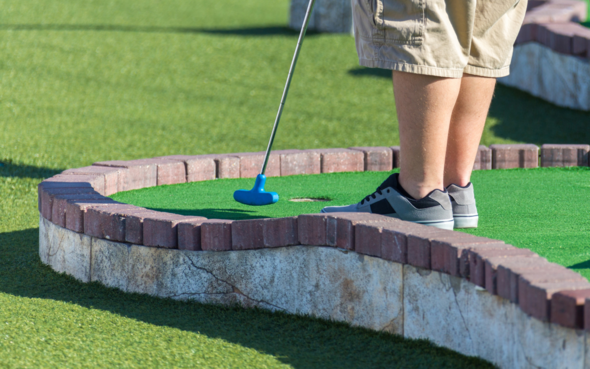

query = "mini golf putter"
233;0;316;206
233;174;278;206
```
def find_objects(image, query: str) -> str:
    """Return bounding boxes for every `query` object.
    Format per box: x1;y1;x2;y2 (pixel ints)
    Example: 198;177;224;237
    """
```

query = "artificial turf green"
112;167;590;280
0;0;588;366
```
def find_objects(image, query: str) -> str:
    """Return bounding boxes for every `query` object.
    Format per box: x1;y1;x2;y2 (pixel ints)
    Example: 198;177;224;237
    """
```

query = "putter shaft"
260;0;317;175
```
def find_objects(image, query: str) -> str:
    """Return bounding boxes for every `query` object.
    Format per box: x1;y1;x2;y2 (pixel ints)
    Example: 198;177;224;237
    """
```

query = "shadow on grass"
568;259;590;272
348;67;590;145
0;227;493;368
0;24;320;37
146;207;267;220
487;85;590;145
0;160;62;179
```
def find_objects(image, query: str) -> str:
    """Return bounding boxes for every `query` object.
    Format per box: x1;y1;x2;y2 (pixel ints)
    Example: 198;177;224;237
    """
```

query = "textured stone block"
94;159;157;191
349;147;393;172
178;219;207;251
43;174;106;195
276;149;321;176
298;213;329;246
64;198;118;233
584;297;590;331
551;289;590;329
407;231;468;270
325;213;388;250
381;226;408;263
143;213;205;248
234;152;280;178
430;238;505;277
355;223;382;257
390;146;401;168
215;155;241;179
155;155;217;182
541;144;590;167
500;42;590;110
467;247;536;292
494;257;554;302
262;217;299;247
490;144;539;169
403;264;517;366
537;23;577;55
39;217;92;282
124;209;160;245
91;238;131;291
201;219;233;251
62;166;123;196
538;22;590;56
318;148;364;173
232;219;265;250
132;158;186;186
84;204;139;241
520;279;590;321
39;186;100;221
517;22;538;44
51;193;108;228
473;145;492;170
573;31;590;56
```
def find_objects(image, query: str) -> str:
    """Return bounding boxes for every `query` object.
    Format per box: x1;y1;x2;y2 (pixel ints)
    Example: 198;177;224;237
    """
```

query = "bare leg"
393;71;461;199
444;75;496;187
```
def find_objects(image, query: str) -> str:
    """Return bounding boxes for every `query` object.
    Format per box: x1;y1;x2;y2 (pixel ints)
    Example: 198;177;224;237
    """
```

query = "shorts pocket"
373;0;425;44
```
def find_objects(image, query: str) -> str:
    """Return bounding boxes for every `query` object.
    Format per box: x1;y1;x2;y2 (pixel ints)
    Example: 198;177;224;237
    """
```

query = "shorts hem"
463;65;510;78
359;58;465;78
359;59;511;79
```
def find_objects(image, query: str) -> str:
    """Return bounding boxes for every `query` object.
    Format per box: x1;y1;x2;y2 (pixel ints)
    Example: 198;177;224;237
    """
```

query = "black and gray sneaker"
447;183;478;228
320;173;454;230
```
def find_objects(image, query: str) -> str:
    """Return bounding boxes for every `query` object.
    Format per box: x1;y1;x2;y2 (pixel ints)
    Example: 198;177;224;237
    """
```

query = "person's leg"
444;74;496;187
393;71;462;200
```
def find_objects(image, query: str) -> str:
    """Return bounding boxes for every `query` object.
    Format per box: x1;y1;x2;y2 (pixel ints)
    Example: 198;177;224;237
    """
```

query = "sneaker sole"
413;218;455;230
454;215;479;229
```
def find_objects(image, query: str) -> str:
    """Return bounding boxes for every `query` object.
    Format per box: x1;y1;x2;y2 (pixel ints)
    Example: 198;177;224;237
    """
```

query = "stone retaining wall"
39;144;590;368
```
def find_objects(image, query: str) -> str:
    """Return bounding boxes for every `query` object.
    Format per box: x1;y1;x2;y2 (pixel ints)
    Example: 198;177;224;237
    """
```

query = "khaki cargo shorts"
353;0;528;78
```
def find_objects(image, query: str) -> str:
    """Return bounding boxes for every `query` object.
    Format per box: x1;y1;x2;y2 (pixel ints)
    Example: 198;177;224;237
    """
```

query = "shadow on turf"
569;260;590;271
0;227;493;368
348;67;590;145
0;24;321;37
0;160;62;179
146;207;265;220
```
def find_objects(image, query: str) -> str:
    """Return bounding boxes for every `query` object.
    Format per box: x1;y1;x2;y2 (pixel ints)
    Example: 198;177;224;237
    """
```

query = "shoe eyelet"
386;189;390;193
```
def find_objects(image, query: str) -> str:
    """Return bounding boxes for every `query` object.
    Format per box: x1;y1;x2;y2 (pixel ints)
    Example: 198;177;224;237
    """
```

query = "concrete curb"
38;144;590;368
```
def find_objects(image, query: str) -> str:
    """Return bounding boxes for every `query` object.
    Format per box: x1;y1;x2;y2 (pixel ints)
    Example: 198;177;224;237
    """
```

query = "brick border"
517;0;590;59
39;143;590;331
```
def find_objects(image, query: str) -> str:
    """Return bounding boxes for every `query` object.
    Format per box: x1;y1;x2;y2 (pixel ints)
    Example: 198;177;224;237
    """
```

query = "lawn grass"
112;167;590;281
0;0;588;365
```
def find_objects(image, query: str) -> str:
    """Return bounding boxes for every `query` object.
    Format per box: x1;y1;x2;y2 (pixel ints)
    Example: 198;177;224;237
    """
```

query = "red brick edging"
39;143;590;330
518;0;590;59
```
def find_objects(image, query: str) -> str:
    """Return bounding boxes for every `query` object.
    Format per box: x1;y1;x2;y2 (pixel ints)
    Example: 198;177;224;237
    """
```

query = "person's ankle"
398;175;444;200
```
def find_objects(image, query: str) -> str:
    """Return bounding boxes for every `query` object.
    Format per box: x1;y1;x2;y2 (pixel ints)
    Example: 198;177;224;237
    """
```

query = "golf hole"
289;197;331;202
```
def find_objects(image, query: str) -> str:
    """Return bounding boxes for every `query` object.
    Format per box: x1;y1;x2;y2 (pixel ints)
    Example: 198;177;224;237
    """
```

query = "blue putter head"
234;174;279;206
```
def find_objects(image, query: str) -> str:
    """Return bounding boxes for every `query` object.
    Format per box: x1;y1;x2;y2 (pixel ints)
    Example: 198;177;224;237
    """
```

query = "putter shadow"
0;24;318;37
145;207;267;220
0;227;493;368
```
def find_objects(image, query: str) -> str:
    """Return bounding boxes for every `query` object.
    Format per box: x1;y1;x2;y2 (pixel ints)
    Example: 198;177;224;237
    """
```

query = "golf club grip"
260;0;317;175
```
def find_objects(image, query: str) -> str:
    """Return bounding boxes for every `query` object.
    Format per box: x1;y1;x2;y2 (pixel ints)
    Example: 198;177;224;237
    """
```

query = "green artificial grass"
112;167;590;280
0;0;588;365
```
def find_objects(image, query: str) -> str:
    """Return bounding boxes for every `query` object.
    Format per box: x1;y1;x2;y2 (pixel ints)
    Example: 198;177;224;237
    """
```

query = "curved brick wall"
39;144;590;368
